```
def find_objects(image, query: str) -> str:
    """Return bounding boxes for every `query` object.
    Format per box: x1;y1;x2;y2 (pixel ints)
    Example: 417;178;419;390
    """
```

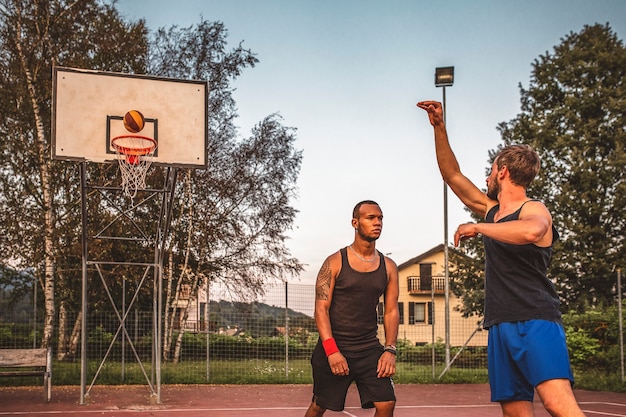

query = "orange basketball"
123;110;145;133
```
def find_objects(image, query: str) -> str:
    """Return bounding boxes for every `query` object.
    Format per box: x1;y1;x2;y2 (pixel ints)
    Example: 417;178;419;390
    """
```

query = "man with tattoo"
304;200;400;417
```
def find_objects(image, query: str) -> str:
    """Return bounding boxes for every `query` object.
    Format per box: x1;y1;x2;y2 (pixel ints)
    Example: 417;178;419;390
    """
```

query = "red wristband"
322;337;339;356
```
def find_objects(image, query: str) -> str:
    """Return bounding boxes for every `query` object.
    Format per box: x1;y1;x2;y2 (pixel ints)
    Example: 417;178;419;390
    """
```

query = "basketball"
123;110;145;133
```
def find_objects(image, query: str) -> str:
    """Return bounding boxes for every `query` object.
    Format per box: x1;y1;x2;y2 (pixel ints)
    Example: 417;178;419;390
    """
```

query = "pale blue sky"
116;0;626;285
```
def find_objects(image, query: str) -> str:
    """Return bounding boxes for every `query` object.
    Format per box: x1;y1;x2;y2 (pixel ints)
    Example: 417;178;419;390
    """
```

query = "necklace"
349;245;377;262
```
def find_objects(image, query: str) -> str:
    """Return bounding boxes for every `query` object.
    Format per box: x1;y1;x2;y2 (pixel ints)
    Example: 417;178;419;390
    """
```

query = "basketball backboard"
52;67;208;168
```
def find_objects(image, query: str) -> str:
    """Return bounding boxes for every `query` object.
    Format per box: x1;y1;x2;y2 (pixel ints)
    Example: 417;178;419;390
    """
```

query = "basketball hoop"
111;135;157;198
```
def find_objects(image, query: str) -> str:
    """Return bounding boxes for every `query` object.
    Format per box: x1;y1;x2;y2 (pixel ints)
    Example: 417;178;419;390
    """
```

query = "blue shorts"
488;320;574;402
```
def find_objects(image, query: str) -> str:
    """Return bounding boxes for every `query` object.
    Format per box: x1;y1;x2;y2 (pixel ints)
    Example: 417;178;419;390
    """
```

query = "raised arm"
417;100;495;218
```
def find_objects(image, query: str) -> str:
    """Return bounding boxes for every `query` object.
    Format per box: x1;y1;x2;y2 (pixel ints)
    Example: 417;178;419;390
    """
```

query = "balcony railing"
407;275;446;295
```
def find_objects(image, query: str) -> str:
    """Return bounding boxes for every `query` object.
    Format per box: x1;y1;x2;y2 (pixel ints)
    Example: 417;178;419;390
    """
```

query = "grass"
2;360;624;392
1;359;486;386
572;368;626;393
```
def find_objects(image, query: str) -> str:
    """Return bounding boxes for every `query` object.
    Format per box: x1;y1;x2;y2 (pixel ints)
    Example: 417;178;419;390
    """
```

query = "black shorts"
310;341;396;411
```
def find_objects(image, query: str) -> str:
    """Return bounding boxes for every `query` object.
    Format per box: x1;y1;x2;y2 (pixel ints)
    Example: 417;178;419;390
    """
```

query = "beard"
487;178;500;201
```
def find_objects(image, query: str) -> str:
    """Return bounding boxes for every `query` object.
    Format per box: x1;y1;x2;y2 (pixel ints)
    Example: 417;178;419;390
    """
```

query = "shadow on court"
1;384;625;416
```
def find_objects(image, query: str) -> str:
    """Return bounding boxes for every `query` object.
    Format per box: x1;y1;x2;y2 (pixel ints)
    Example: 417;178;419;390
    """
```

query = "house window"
199;302;206;320
415;303;426;322
409;302;424;324
398;302;404;324
409;302;433;324
428;301;434;325
420;263;433;291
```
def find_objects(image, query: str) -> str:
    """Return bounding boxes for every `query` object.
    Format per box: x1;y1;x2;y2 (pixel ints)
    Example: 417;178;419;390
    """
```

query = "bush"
562;307;622;373
0;323;34;348
565;326;601;369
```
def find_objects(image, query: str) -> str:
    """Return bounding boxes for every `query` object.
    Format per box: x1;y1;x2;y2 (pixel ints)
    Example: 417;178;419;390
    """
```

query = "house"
271;326;310;344
377;244;487;347
218;326;244;336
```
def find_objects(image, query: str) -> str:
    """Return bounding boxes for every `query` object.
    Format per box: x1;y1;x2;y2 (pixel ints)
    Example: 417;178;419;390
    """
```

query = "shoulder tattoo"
315;259;332;300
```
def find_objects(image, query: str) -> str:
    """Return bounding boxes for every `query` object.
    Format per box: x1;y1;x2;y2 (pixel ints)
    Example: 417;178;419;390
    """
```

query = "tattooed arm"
314;255;336;342
314;251;349;375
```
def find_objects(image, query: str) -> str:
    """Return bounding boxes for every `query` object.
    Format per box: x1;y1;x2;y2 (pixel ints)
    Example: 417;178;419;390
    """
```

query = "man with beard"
417;101;585;417
305;200;399;417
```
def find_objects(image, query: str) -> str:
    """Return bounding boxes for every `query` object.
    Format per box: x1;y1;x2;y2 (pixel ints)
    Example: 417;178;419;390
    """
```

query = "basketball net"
111;135;157;198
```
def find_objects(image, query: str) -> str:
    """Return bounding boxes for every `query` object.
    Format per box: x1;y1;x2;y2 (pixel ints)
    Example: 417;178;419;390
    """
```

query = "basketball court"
38;69;626;417
1;384;625;416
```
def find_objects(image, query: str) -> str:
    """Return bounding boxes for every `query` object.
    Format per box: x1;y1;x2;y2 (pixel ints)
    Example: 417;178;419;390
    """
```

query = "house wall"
378;248;488;347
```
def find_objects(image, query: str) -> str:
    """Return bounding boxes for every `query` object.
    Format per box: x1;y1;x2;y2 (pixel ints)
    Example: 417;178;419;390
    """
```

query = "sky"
115;0;626;286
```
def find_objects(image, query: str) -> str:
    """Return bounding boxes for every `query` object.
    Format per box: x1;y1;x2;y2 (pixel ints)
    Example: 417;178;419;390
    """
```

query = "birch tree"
0;0;147;349
1;4;303;360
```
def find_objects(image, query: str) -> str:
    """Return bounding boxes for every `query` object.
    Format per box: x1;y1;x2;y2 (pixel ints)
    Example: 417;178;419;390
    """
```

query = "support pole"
618;268;623;383
285;281;289;379
442;86;451;368
431;283;435;380
79;162;88;405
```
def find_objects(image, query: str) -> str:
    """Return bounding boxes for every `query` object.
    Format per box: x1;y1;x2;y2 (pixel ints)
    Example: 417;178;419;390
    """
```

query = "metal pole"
33;274;37;349
79;162;88;405
121;277;126;382
618;268;623;383
442;86;451;368
155;235;162;403
285;281;289;379
431;282;435;380
206;281;210;382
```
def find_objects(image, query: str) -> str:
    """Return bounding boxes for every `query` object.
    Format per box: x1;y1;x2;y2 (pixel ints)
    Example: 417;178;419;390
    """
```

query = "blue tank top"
483;201;562;328
329;247;388;352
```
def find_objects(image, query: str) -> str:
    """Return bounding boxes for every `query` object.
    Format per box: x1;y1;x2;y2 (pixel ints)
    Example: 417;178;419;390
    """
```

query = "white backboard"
52;67;208;168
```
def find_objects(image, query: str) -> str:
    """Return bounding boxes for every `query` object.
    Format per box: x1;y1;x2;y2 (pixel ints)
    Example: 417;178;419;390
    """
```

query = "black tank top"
483;201;562;328
329;247;388;352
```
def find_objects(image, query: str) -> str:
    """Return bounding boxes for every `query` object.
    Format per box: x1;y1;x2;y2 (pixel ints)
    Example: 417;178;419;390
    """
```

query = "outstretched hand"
416;100;444;126
454;223;479;247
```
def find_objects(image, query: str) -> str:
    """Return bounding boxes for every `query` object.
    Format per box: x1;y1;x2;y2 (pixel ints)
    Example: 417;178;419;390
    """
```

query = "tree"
0;0;148;350
452;24;626;316
147;20;303;361
449;243;485;319
0;2;303;362
497;23;626;311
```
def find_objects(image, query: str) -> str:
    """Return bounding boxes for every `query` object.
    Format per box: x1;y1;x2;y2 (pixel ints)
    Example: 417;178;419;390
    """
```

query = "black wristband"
384;346;397;355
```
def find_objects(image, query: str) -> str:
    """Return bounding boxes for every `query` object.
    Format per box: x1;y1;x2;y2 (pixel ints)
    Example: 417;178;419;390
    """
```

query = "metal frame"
79;162;178;404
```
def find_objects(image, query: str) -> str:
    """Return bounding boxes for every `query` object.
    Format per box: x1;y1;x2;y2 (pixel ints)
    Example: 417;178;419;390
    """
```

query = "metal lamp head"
435;67;454;87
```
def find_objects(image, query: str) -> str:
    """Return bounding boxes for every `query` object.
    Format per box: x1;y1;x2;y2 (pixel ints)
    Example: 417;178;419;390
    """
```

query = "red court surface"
1;384;625;416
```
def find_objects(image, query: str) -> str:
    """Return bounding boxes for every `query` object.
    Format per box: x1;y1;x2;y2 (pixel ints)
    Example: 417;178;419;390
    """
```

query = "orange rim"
111;135;157;156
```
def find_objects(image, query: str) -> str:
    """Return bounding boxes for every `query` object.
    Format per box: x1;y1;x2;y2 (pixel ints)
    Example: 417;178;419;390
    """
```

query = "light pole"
435;66;454;368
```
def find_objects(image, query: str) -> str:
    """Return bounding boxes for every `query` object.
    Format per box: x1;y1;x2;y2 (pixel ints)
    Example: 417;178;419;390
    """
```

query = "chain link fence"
1;282;488;386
